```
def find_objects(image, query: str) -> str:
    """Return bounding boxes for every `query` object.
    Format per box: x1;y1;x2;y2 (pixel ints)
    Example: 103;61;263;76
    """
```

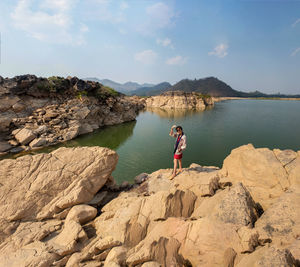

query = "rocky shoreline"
0;75;144;156
0;144;299;266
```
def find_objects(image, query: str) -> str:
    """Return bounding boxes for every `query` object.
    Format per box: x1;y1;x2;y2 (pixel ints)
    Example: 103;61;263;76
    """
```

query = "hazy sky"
0;0;300;94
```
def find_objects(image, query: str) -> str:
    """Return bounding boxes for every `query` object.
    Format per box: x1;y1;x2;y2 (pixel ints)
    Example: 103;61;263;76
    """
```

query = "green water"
4;100;300;183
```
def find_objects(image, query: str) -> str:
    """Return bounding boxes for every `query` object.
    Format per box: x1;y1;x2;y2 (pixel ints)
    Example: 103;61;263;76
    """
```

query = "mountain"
84;78;155;94
167;77;242;97
130;82;172;96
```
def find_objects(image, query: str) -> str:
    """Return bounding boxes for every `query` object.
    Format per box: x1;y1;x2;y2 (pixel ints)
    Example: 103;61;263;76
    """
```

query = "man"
169;125;187;179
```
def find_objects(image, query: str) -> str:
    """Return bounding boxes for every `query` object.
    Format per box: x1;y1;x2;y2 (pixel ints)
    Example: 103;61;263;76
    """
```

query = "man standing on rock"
169;125;187;179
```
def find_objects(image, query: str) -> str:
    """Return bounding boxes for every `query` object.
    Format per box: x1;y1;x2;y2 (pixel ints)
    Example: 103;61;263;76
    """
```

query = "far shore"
213;96;300;102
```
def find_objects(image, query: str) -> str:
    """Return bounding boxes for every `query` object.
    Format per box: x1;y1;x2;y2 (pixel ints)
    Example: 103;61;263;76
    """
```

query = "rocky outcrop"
145;91;214;110
0;75;144;155
0;144;299;266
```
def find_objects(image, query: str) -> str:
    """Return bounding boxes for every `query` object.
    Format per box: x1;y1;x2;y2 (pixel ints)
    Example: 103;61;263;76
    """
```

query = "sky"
0;0;300;94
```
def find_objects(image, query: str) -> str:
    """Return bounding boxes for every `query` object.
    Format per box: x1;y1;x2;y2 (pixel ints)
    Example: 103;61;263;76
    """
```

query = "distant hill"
165;77;242;97
130;82;172;96
84;77;154;94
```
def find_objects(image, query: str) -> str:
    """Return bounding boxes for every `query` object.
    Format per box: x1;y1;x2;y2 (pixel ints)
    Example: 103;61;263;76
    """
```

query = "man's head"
176;126;183;133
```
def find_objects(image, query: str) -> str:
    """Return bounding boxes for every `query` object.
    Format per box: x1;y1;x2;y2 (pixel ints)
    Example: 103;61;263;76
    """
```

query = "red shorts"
174;154;182;159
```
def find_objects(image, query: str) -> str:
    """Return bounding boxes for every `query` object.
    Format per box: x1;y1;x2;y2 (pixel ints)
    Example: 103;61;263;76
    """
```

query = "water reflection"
146;107;203;119
3;120;137;159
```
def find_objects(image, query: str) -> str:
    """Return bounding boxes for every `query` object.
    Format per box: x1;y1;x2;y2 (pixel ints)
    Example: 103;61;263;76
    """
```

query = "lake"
5;99;300;183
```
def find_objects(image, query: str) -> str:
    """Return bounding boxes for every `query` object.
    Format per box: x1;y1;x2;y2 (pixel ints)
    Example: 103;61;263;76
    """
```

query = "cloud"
80;23;89;33
156;38;174;48
138;2;176;36
146;2;175;28
11;0;86;45
166;55;187;65
120;1;128;10
292;18;300;27
208;43;228;58
40;0;75;11
291;47;300;56
89;0;126;24
134;50;157;64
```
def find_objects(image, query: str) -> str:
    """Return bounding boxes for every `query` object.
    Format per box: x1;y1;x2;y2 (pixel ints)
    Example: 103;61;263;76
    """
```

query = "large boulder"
0;146;118;227
219;144;294;209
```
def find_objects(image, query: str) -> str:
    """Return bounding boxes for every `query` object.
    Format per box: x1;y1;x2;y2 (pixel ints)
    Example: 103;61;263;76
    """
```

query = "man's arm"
169;125;177;138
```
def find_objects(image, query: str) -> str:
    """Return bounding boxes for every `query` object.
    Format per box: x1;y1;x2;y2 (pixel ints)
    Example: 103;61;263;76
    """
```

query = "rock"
146;91;214;110
12;102;26;112
0;241;59;267
0;96;20;111
237;226;259;253
0;112;13;132
29;137;48;148
88;191;108;206
135;173;149;184
0;220;62;255
285;156;300;192
1;144;299;267
14;128;36;145
104;246;127;266
51;219;88;256
34;125;48;135
65;205;97;225
0;141;12;152
236;246;297;267
79;123;94;135
63;125;80;141
273;149;298;166
219;144;290;209
254;191;300;245
0;146;118;226
73;106;90;120
223;248;237;267
9;146;24;153
212;183;260;227
141;262;161;267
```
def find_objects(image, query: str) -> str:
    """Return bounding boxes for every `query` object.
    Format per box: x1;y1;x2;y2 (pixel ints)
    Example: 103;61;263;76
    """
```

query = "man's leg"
178;159;182;172
170;158;177;179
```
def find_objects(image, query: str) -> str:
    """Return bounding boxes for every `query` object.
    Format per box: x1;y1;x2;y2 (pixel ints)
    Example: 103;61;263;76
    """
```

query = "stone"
273;149;298;166
0;96;20;111
34;125;48;135
146;91;213;110
0;220;62;255
223;248;237;267
9;146;24;153
236;246;297;267
0;146;118;226
29;137;48;148
0;113;13;132
219;144;290;209
104;246;127;267
12;102;26;112
65;205;97;225
254;191;300;245
51;219;88;256
14;128;36;145
0;241;59;267
135;173;149;184
141;262;161;267
0;141;12;152
63;125;80;141
212;183;260;227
